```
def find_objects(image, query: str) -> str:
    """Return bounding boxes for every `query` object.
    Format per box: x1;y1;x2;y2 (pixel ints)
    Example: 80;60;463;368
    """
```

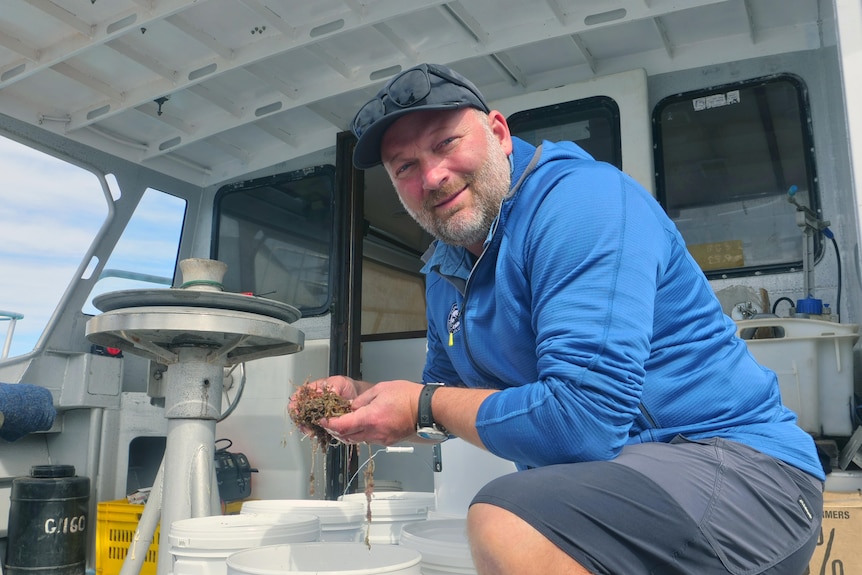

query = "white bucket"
226;542;422;575
340;492;435;544
432;439;516;518
400;519;476;575
169;513;320;575
241;500;366;542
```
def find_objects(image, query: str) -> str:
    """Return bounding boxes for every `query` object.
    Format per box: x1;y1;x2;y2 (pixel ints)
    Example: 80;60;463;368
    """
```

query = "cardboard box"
807;491;862;574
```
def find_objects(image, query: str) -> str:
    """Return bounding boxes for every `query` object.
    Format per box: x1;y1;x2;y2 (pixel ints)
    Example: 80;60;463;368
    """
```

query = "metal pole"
2;316;18;359
120;459;164;575
156;347;224;575
802;225;815;297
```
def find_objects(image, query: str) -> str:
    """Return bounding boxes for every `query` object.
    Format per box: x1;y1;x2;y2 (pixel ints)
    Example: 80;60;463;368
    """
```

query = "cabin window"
653;74;819;277
83;188;186;315
507;96;622;169
214;166;335;316
0;135;106;358
362;258;427;336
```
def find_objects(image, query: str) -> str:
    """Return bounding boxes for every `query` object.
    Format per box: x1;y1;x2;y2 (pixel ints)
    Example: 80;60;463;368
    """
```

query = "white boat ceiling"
0;0;832;188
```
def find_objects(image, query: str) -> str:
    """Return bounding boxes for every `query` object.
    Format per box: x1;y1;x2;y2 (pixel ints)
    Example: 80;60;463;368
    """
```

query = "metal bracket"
838;425;862;470
433;443;443;472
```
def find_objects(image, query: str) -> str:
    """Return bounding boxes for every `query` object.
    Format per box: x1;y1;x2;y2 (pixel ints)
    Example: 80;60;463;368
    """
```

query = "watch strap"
418;384;441;429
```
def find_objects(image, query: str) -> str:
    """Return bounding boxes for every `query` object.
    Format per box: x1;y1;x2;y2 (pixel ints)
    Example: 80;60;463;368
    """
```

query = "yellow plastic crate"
96;500;159;575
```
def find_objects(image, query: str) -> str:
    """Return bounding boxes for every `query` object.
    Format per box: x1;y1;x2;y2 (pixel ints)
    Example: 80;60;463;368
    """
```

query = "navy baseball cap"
351;63;490;169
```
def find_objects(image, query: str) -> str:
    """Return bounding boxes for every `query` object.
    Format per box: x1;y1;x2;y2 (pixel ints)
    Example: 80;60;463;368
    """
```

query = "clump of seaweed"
288;383;353;450
288;382;353;497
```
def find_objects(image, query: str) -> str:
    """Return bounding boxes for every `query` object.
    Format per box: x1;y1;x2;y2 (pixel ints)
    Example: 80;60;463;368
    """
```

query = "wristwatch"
416;383;450;442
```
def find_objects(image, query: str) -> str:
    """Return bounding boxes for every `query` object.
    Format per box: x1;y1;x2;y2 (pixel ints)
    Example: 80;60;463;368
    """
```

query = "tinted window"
654;75;819;276
507;96;622;168
214;167;335;316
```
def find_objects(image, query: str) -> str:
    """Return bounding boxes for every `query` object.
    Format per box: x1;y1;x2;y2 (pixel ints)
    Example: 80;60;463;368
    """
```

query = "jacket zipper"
460;145;545;385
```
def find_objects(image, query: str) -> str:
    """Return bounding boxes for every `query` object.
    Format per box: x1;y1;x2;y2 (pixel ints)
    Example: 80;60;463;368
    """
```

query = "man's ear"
487;110;513;155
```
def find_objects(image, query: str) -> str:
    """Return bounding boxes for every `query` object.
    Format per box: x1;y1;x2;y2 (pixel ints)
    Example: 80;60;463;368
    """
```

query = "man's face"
380;108;513;253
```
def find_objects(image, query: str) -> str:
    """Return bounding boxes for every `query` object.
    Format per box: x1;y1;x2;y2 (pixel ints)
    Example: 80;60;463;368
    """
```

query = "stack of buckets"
173;437;516;574
165;496;427;575
224;492;474;575
338;491;477;575
339;492;436;545
225;496;433;575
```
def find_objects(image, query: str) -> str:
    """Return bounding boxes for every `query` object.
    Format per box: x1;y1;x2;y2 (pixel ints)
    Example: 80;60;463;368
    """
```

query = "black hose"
772;297;795;316
829;235;841;319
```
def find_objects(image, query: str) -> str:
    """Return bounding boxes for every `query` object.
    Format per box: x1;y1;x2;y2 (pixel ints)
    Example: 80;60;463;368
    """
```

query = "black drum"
5;465;90;575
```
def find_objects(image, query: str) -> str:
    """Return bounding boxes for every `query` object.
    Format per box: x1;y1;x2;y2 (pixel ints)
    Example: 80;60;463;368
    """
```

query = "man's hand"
319;380;423;445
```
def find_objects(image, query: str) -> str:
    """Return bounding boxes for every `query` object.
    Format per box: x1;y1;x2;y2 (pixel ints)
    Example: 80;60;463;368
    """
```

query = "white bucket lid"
169;513;320;550
226;542;422;575
400;519;476;573
241;500;365;530
339;492;435;521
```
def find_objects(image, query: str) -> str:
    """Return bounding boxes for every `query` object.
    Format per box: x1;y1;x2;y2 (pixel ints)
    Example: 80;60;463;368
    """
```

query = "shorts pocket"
697;441;821;575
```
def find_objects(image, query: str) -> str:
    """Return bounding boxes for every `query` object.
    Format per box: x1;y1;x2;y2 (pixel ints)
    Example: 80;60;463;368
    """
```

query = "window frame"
212;165;336;318
652;73;821;278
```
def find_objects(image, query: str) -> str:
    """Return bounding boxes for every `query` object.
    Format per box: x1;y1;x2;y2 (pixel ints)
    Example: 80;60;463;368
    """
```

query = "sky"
0;135;184;359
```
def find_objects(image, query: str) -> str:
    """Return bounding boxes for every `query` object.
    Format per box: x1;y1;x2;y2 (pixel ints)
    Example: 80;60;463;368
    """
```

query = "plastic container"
169;513;320;575
5;465;90;575
241;500;366;542
339;492;435;544
399;519;476;575
736;318;859;436
226;542;422;575
96;500;159;575
825;470;862;492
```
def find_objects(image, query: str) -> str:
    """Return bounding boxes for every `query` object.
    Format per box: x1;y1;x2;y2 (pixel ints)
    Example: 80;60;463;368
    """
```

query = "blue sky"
0;135;184;358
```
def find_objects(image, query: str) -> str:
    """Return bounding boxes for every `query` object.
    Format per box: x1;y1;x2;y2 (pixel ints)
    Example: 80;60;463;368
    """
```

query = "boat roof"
0;0;831;188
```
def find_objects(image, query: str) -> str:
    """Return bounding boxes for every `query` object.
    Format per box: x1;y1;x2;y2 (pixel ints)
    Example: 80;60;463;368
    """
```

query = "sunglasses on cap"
351;63;490;140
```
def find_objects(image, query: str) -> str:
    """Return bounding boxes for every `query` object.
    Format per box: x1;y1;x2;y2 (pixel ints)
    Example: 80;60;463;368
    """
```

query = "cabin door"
327;132;434;497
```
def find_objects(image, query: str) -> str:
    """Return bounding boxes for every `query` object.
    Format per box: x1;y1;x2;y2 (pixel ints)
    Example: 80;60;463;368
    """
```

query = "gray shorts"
471;437;823;575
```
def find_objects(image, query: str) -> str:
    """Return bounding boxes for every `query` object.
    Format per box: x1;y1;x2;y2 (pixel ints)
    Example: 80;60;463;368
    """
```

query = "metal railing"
0;310;24;359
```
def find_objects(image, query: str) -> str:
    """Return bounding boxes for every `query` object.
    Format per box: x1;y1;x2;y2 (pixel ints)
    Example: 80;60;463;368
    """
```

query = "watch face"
417;427;448;441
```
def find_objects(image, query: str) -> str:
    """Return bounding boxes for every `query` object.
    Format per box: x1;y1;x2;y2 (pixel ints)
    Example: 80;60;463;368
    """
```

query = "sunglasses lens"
388;68;431;107
352;98;385;138
351;67;435;138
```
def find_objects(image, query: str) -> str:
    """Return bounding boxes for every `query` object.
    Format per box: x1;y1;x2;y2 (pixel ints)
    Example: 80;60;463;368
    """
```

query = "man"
301;63;824;574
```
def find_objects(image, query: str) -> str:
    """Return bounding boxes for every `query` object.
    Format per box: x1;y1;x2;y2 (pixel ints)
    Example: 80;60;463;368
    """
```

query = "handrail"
98;269;172;285
0;310;24;359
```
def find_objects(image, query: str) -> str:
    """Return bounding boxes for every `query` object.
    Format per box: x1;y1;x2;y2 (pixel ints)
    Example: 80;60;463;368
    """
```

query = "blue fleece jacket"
421;137;824;480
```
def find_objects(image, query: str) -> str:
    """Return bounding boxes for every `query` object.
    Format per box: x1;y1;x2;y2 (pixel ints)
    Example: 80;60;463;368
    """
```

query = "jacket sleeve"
475;163;673;466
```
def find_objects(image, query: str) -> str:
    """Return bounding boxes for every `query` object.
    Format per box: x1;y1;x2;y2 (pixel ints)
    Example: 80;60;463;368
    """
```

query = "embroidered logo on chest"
447;302;462;336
